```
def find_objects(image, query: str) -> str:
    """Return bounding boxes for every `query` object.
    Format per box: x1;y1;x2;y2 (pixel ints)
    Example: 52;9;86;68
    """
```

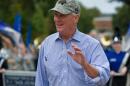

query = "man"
35;0;110;86
105;36;129;86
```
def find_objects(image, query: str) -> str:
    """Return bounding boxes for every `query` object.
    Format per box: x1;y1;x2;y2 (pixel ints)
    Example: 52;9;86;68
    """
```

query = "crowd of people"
0;34;38;86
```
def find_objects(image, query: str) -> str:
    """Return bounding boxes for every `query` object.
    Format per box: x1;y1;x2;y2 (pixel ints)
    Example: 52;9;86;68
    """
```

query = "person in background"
0;34;20;70
105;36;129;86
0;36;8;86
35;0;110;86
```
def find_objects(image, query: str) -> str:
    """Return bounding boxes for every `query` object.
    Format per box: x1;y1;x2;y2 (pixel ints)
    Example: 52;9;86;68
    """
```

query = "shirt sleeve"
35;43;49;86
84;42;110;86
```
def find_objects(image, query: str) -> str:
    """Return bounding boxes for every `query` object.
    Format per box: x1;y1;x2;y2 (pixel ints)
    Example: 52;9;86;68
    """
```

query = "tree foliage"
79;5;101;33
113;4;130;35
0;0;101;41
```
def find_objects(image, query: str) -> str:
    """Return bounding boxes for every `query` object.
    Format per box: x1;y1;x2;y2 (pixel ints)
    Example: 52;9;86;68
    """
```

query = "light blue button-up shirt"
35;30;110;86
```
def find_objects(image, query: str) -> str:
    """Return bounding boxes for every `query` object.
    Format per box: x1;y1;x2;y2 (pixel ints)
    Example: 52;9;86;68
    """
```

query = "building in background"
92;16;113;47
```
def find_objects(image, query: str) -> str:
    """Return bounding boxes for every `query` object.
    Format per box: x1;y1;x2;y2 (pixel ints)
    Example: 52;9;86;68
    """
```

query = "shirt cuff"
84;66;102;85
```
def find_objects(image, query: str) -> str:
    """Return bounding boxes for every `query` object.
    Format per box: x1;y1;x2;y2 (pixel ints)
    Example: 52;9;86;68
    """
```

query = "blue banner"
13;13;22;33
26;22;32;51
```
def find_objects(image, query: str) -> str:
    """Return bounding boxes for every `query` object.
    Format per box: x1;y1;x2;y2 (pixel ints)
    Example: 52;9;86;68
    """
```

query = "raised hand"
67;43;86;66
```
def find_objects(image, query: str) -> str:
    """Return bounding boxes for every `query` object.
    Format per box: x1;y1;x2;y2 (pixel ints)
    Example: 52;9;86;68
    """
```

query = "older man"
35;0;110;86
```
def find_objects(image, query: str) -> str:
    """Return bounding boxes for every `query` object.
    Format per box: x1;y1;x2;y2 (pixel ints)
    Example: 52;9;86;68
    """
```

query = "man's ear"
74;15;80;24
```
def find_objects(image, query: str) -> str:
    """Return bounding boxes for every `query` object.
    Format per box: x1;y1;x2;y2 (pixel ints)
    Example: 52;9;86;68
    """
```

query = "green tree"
32;3;50;38
113;4;130;35
79;5;101;33
0;0;100;41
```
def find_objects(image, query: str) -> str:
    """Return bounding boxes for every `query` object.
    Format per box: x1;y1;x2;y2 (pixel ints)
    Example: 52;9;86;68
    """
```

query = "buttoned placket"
61;41;71;86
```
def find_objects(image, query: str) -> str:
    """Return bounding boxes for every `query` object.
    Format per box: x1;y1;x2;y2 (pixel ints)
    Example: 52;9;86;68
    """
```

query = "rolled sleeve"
84;65;110;86
84;71;100;85
83;42;110;86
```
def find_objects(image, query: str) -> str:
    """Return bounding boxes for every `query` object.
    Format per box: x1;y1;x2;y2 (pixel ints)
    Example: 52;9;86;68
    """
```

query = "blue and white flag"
0;23;21;47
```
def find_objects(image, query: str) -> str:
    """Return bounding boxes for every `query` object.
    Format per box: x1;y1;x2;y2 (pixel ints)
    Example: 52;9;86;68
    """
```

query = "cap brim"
50;4;71;14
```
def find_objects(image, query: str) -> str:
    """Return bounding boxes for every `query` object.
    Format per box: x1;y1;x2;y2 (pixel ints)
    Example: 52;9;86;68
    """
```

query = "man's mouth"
56;23;63;27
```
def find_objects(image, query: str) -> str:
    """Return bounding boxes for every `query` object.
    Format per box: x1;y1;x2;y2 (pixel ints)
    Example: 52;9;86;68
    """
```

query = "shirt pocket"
44;54;61;77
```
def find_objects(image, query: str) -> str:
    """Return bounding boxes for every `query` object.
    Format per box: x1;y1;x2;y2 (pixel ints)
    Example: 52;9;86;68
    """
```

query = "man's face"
54;11;79;35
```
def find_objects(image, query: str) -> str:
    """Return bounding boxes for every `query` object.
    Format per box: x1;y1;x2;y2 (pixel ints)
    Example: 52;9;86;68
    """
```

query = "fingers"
75;51;82;55
68;51;74;59
72;43;81;51
68;43;82;56
67;51;77;61
68;50;82;56
67;51;74;57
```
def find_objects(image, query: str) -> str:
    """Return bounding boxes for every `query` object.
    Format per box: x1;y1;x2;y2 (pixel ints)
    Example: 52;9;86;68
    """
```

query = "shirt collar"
71;29;81;42
54;32;60;41
54;29;81;42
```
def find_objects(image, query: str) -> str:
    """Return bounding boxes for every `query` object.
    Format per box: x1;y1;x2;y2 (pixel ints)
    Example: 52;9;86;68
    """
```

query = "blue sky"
79;0;123;14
